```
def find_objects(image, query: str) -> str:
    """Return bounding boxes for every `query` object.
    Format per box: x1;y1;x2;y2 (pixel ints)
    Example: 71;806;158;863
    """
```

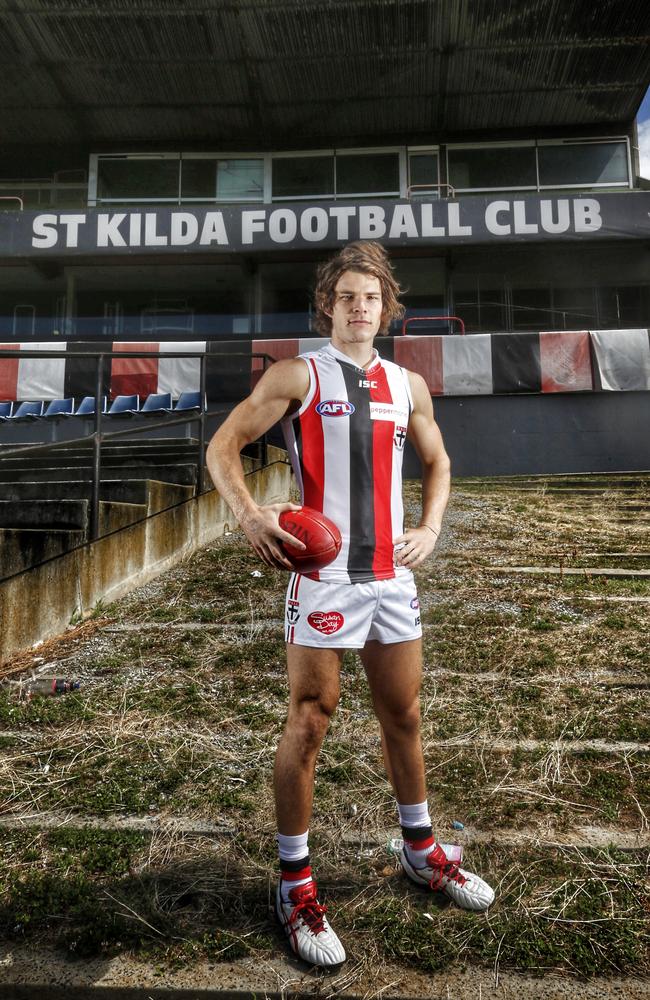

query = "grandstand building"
0;0;649;473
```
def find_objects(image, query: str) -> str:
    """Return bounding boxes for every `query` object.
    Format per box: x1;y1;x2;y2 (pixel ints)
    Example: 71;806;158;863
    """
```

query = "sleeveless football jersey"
281;342;413;583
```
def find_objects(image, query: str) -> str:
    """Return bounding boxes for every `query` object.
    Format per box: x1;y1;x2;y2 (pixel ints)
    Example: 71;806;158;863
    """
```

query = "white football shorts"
284;572;422;648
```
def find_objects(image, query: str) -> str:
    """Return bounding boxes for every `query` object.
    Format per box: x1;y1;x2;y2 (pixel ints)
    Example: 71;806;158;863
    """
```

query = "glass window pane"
216;159;263;201
272;156;334;198
180;159;263;201
336;153;400;195
409;153;439;195
181;159;217;199
512;288;552;330
97;158;179;200
448;147;536;190
538;142;628;186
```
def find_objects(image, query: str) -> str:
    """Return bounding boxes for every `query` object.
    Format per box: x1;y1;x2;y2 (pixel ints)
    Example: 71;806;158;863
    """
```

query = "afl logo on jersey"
316;399;355;417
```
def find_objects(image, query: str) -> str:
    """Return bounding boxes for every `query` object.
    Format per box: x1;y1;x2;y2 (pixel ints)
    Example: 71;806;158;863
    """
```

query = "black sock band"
279;854;310;872
401;824;433;843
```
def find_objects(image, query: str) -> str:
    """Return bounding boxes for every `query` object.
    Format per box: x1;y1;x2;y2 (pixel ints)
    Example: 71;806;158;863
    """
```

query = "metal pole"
196;352;207;496
90;355;103;541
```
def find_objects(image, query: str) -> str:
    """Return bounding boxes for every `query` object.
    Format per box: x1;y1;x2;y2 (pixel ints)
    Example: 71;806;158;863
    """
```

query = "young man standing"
206;241;494;968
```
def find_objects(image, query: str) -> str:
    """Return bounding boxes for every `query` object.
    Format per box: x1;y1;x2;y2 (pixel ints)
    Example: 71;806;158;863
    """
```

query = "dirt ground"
0;472;648;997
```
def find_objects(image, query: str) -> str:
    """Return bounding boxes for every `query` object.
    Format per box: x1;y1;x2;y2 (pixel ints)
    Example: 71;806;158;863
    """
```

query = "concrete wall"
404;391;650;477
0;448;291;665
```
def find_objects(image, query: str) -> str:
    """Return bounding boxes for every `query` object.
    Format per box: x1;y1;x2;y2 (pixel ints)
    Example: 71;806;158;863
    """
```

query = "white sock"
277;830;309;862
397;800;431;830
277;830;312;903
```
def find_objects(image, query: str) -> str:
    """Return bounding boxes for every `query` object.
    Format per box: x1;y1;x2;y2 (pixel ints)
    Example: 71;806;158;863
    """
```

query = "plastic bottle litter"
387;837;463;863
3;677;81;701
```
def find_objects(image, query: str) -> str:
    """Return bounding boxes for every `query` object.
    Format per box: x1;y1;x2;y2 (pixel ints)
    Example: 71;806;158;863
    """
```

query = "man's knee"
289;694;338;753
381;699;421;737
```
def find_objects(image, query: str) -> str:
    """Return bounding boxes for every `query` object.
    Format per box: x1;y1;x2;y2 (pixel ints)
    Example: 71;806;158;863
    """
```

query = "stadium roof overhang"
2;0;650;151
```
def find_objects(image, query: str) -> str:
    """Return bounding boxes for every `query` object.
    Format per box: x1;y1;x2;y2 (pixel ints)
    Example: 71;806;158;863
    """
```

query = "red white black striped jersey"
281;342;413;583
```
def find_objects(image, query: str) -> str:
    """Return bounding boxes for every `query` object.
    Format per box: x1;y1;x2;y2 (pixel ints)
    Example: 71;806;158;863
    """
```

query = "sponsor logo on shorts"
414;616;421;627
410;597;420;610
316;399;355;417
286;599;300;624
308;610;344;634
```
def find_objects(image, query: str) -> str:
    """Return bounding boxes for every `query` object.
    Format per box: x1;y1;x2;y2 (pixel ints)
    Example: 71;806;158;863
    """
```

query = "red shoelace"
426;844;468;891
288;881;328;935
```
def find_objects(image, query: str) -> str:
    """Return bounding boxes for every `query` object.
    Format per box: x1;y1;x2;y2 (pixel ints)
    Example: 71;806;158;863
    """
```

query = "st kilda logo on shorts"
286;599;300;624
316;400;355;417
308;611;344;634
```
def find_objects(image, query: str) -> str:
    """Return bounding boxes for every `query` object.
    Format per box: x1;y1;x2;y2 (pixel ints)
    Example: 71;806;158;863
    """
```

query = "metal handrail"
0;196;24;210
0;348;275;541
407;182;457;199
401;315;466;336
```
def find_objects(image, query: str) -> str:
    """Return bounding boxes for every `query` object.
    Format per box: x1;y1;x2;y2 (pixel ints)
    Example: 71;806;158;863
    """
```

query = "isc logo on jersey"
316;400;355;417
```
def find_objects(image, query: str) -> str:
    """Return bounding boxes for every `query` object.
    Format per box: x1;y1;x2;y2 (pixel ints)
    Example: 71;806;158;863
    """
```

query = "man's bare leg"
274;643;344;834
359;638;426;804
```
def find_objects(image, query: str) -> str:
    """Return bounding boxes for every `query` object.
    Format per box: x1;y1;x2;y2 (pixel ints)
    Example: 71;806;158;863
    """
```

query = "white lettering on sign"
574;198;602;232
389;204;418;239
32;214;59;248
199;212;228;245
269;209;297;243
97;214;127;247
540;199;570;234
171;212;198;246
359;205;386;238
420;203;446;238
301;207;329;242
448;203;472;237
241;210;266;244
485;200;511;236
329;206;356;240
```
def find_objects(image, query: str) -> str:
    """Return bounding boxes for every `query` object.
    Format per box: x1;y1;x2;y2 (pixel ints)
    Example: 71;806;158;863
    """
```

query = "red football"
278;507;342;574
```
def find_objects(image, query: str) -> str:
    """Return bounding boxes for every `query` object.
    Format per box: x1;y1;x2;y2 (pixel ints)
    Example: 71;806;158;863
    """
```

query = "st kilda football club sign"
3;192;650;258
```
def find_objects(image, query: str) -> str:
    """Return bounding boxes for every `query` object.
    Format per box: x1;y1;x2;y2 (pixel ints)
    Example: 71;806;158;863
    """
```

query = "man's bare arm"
393;371;451;569
206;358;310;569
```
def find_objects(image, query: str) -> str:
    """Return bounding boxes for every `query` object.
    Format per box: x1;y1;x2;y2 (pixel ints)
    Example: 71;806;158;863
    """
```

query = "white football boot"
400;842;495;911
276;878;346;967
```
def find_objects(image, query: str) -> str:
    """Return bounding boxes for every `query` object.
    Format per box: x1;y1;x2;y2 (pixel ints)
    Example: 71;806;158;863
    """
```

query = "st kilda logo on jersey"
394;425;407;450
316;399;355;417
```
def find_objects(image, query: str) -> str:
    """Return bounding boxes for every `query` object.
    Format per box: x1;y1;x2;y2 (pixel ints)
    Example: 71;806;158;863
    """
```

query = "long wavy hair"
313;241;404;337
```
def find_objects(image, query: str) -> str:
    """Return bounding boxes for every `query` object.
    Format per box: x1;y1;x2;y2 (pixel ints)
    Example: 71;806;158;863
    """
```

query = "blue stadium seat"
69;395;107;416
0;401;13;420
172;391;203;412
10;401;44;420
107;394;139;416
141;392;172;414
42;398;74;418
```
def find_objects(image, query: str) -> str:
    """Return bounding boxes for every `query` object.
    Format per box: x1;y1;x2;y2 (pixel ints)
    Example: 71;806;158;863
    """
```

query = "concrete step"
0;479;195;509
0;464;200;486
0;528;83;577
0;499;147;532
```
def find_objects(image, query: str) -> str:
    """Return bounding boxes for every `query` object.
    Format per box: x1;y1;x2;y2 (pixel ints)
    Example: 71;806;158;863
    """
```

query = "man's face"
327;271;383;346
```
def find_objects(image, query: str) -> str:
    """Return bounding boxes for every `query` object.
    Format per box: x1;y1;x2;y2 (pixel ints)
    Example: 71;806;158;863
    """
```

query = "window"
97;156;179;201
272;156;334;199
448;145;536;191
408;151;439;197
180;158;264;202
538;141;629;187
336;152;400;196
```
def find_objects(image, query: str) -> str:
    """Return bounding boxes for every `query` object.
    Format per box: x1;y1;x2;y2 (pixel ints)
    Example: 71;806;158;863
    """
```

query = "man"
206;241;494;968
